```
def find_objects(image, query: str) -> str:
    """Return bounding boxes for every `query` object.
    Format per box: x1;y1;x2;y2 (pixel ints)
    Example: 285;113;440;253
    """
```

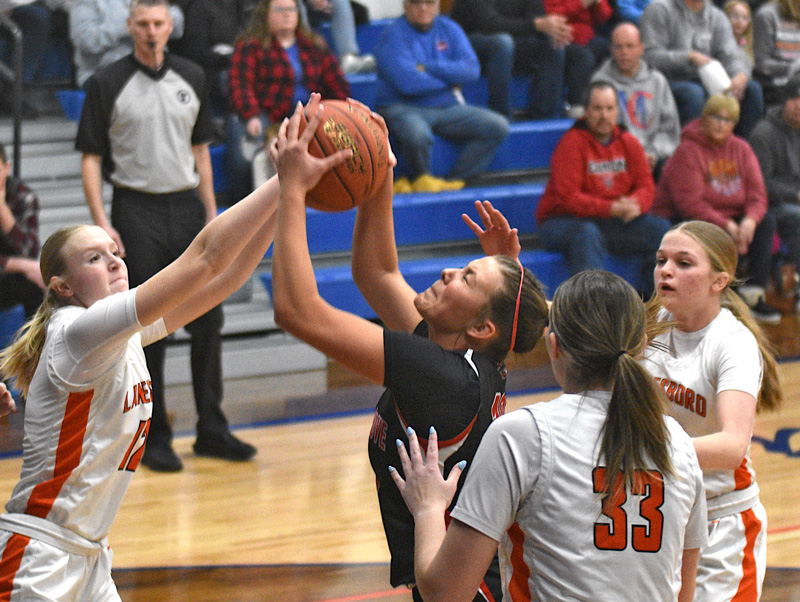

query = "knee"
483;111;510;141
492;33;514;60
573;221;604;247
389;114;432;148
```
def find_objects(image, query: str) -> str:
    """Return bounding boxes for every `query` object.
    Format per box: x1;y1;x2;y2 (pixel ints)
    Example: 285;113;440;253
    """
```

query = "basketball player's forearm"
352;171;399;281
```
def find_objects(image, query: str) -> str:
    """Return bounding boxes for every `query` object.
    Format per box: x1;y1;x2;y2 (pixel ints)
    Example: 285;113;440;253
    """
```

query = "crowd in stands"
2;0;800;323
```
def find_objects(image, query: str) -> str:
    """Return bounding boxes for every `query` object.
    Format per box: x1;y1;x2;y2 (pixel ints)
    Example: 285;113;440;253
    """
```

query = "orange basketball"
297;99;390;212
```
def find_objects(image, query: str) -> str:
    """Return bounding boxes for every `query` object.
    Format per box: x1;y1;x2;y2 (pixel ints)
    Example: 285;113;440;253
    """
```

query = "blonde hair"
702;94;741;123
0;225;88;396
550;270;674;508
724;0;753;60
647;221;782;412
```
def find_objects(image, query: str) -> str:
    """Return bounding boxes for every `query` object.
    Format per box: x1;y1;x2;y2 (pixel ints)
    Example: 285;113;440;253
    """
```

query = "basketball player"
270;95;550;602
642;220;782;602
0;105;348;600
391;270;707;602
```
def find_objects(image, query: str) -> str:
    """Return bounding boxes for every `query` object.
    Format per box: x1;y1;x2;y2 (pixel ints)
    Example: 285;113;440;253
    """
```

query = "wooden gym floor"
0;317;798;601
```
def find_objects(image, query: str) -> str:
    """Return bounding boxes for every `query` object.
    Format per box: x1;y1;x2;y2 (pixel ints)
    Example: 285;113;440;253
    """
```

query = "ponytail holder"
615;350;627;360
509;260;524;353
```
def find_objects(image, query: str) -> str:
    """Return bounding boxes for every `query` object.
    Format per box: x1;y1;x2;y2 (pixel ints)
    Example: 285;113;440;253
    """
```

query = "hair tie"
615;350;627;360
508;260;524;353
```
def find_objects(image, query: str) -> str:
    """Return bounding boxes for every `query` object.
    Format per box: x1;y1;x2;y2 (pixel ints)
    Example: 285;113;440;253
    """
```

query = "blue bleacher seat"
0;305;24;349
209;144;229;195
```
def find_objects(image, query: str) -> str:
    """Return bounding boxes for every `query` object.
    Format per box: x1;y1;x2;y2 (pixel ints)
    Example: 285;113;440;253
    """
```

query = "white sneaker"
339;53;377;75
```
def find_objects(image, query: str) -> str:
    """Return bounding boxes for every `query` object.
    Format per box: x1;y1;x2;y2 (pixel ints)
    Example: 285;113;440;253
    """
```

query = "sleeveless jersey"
642;308;763;515
452;391;707;602
368;321;508;589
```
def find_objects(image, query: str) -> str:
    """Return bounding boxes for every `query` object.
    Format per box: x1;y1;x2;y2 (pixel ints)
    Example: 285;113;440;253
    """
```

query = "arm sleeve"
0;182;39;261
318;47;351;100
228;40;263;120
625;136;657;210
661;144;731;228
640;3;695;79
651;73;682;159
741;144;768;223
714;328;763;399
750;125;799;208
75;75;111;156
423;21;481;86
753;8;789;78
450;410;542;542
680;433;709;549
52;289;143;388
375;26;453;97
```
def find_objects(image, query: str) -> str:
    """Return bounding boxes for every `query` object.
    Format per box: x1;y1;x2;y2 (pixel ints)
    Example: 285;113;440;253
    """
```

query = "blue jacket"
374;15;480;108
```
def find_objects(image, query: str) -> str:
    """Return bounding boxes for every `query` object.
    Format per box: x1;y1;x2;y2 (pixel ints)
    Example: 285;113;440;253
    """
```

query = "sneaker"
339;53;377;75
193;431;257;461
141;442;183;472
411;173;465;193
393;176;413;194
749;297;782;324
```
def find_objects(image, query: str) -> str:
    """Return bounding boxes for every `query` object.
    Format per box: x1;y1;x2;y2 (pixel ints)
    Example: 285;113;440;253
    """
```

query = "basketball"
297;99;390;212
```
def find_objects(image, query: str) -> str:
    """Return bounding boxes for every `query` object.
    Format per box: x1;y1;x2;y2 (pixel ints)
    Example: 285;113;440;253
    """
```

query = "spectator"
76;0;257;472
750;72;800;306
300;0;376;73
592;22;681;176
536;80;669;297
0;143;43;320
176;0;255;114
375;0;509;193
70;0;185;88
544;0;613;64
641;0;764;136
653;94;781;321
753;0;800;103
0;0;52;116
227;0;350;202
726;0;754;68
451;0;594;119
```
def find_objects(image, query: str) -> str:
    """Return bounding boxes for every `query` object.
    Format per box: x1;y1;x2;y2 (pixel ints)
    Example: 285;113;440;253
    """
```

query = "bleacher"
0;15;647;384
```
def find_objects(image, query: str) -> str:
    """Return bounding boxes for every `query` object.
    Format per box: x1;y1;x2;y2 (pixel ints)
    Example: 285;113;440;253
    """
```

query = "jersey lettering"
491;392;507;420
123;380;153;413
654;377;706;417
118;419;150;472
369;410;388;451
592;467;665;553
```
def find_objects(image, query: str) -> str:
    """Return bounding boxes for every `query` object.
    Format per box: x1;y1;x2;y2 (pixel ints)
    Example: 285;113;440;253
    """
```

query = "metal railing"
0;14;23;179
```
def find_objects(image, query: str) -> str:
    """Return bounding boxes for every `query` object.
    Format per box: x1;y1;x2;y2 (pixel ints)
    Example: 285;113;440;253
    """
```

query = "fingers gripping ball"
297;99;390;212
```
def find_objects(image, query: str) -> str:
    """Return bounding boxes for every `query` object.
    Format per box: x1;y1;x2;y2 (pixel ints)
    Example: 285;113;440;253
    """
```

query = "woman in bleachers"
653;94;781;323
226;0;349;202
726;0;755;70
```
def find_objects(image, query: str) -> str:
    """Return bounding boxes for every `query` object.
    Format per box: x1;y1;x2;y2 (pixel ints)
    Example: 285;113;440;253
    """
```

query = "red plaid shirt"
229;32;350;122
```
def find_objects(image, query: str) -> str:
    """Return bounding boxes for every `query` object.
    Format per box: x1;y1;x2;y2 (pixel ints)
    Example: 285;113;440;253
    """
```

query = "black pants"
112;186;228;446
0;272;43;319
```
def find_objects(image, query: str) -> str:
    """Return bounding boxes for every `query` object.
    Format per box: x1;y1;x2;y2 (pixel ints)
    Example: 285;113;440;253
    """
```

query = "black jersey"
368;321;508;592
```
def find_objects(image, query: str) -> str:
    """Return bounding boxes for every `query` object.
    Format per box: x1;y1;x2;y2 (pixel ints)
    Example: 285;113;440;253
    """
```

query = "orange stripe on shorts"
0;533;31;601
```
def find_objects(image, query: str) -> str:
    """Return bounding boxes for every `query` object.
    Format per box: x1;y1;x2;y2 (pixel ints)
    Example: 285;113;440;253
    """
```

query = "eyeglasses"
707;113;736;124
270;5;298;13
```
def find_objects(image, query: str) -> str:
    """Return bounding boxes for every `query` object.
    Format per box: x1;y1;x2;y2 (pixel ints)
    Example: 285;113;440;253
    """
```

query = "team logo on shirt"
619;90;653;130
491;392;506;420
369;409;389;451
653;377;707;417
177;89;191;104
123;380;153;413
588;158;627;189
707;158;742;197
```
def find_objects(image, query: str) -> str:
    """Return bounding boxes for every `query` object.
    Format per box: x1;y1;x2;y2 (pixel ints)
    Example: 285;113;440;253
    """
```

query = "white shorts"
694;501;767;602
0;529;121;602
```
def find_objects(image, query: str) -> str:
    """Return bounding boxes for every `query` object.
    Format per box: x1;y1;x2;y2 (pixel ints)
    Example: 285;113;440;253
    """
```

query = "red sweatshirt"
536;121;655;221
544;0;612;46
653;119;767;229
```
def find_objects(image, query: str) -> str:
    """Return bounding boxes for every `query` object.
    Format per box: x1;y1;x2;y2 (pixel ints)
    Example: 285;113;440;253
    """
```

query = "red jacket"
543;0;612;46
653;119;768;228
536;121;655;221
228;32;350;122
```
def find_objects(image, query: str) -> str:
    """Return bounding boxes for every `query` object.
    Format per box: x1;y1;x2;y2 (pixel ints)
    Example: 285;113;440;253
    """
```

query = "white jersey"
3;288;166;544
642;308;763;516
451;391;707;602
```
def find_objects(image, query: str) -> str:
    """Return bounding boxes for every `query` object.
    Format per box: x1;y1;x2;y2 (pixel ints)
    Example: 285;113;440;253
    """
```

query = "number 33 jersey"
4;289;162;543
451;391;707;602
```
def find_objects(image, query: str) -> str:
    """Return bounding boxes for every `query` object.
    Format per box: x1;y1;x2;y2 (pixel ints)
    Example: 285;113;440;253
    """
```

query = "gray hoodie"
750;105;800;208
640;0;750;81
592;58;681;160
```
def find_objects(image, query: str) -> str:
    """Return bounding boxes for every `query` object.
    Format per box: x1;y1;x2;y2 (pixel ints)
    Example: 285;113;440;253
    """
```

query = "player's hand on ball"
389;426;465;518
275;95;352;197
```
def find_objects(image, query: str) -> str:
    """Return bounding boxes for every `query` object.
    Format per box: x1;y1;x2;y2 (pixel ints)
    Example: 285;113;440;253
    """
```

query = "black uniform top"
76;53;215;194
368;321;508;590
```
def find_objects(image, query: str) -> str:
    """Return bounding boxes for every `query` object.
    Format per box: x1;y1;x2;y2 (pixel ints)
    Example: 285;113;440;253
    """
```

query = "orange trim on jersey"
0;533;31;601
506;524;531;602
478;579;497;602
733;457;752;491
24;390;94;519
395;401;478;449
731;508;762;602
